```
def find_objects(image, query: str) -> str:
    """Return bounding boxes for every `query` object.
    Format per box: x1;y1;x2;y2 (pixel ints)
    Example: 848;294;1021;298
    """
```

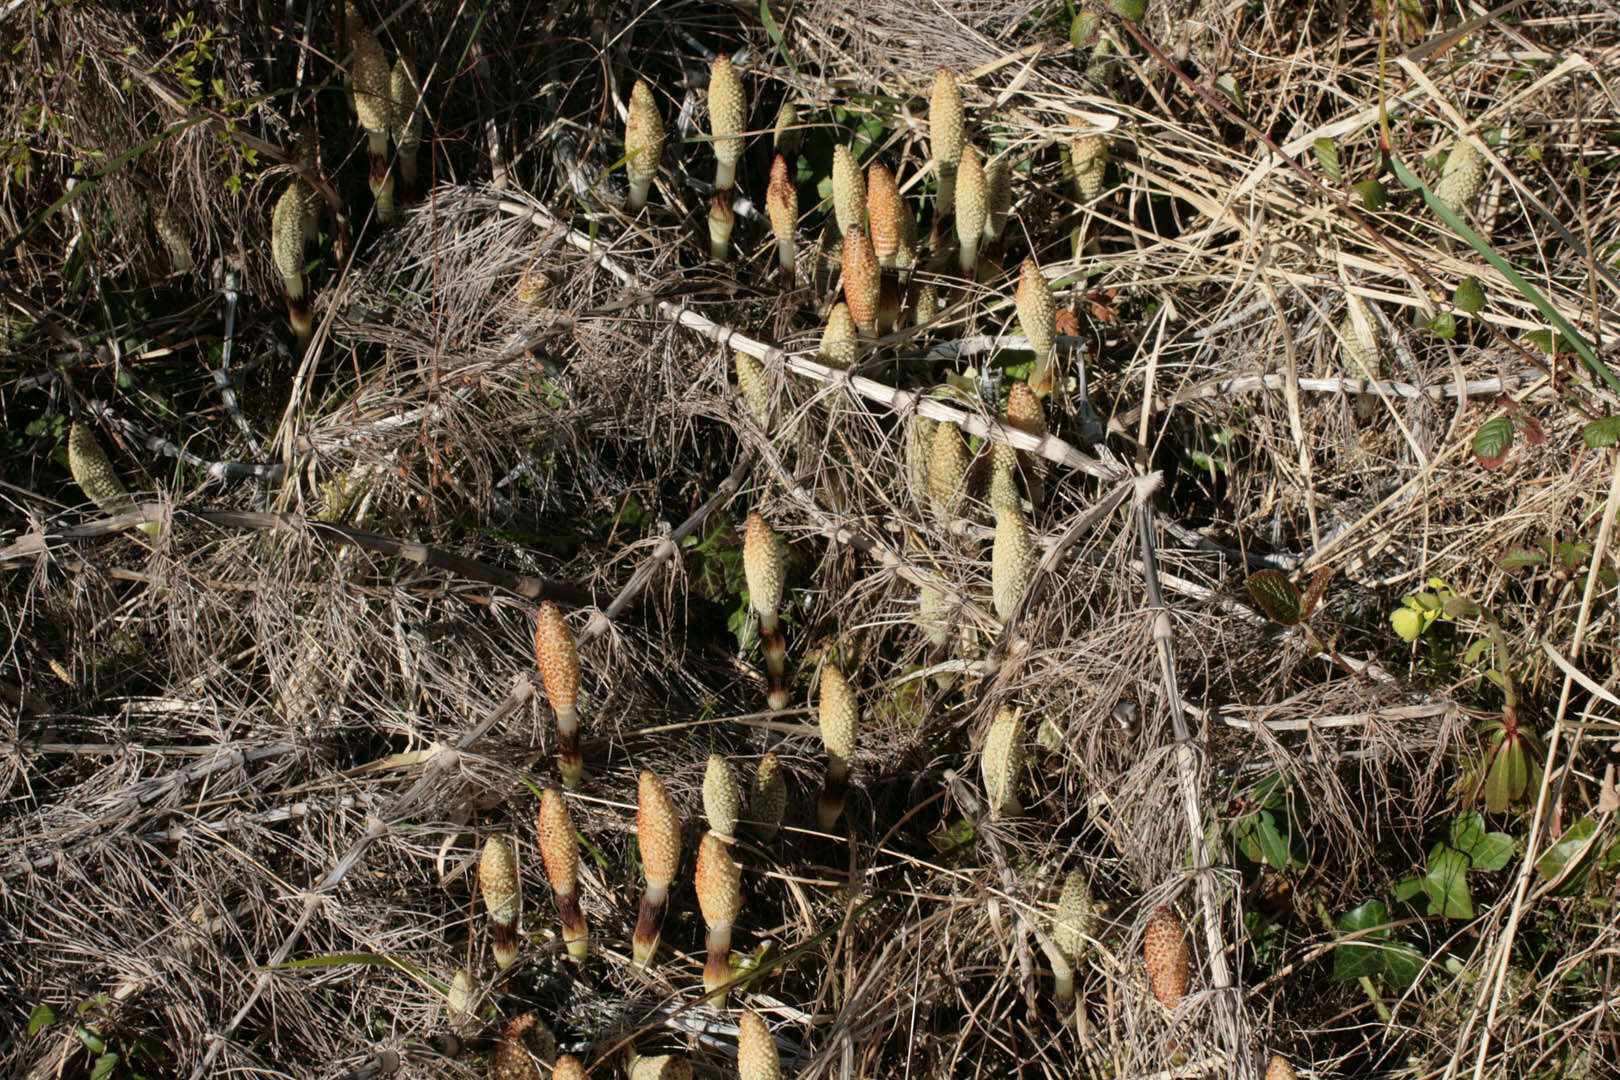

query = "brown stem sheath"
818;755;849;832
556;890;588;960
703;926;734;1006
759;621;788;711
632;888;667;967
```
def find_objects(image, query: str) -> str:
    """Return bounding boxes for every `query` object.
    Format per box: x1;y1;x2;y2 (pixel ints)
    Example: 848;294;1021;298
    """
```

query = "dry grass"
3;2;1619;1078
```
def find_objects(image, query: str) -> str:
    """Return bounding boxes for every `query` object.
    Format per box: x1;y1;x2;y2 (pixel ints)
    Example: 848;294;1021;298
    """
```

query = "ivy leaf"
1313;138;1342;182
1423;843;1475;919
1246;570;1302;625
1472;415;1515;469
1333;900;1423;986
1427;311;1457;339
1582;417;1620;449
1449;812;1515;871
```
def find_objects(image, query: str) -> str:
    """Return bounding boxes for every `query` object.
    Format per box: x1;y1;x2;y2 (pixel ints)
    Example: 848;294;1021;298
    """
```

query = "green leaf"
1428;311;1457;339
759;3;800;83
77;1026;106;1054
91;1053;120;1080
1246;570;1302;625
1215;74;1244;110
1581;417;1620;449
1333;900;1390;981
1354;179;1386;210
1454;276;1485;313
1313;138;1342;182
1300;566;1334;619
263;951;444;994
1071;11;1101;46
1482;738;1527;814
1423;843;1475;918
1468;832;1515;872
1390;606;1426;642
1537;818;1603;893
1108;0;1147;20
1449;810;1485;854
1472;415;1515;469
1393;875;1425;903
1497;546;1548;570
28;1003;58;1035
1254;811;1293;869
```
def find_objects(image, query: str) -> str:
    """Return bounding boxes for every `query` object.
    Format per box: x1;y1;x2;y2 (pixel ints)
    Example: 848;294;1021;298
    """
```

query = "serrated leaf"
1313;138;1342;182
1246;569;1302;625
1300;566;1334;619
1473;415;1514;469
1582;417;1620;448
1424;843;1475;918
1497;547;1548;570
1354;179;1387;209
1454;276;1485;313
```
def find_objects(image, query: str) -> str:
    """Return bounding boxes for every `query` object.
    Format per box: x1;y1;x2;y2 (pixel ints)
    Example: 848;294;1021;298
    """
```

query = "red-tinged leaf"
1516;413;1545;445
1246;570;1302;625
1301;567;1334;619
1473;416;1514;469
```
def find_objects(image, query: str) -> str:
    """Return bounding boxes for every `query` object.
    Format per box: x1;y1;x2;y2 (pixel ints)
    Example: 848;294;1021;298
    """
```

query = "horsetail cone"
537;789;588;960
294;120;322;238
1339;294;1380;376
841;226;880;336
831;144;867;239
1068;134;1108;202
738;1011;781;1080
634;770;681;967
1051;872;1098;1004
534;602;583;787
866;163;901;268
743;513;790;710
348;19;394;223
988;454;1020;512
695;831;743;1006
917;584;950;650
389;55;422;194
152;204;192;273
820;303;859;371
896;190;919;271
271;184;313;345
748;753;787;840
954;145;987;275
911;282;939;326
707;55;746;191
772;100;801;157
817;665;859;831
1016;259;1057;397
1264;1056;1298;1080
479;834;521;968
991;506;1034;621
491;1014;556;1080
1435;137;1484;215
735;351;771;429
980;707;1025;817
927;420;971;522
552;1057;587;1080
446;967;475;1029
983;159;1011;245
69;422;155;536
907;414;939;510
624;80;664;211
703;755;742;840
765;154;798;284
628;1056;692;1080
1007;382;1048;509
1143;905;1191;1008
930;68;964;215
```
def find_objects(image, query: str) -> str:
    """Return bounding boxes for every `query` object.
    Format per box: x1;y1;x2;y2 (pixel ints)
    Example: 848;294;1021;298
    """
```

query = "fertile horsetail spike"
293;120;322;240
537;788;588;960
271;184;313;346
1006;381;1048;509
707;55;746;191
910;281;939;326
765;154;797;285
1051;872;1098;1005
491;1013;556;1080
479;834;521;969
552;1057;587;1080
820;303;859;370
624;80;664;211
1016;258;1056;397
991;506;1034;621
831;144;866;238
627;1055;692;1080
389;55;422;198
926;420;970;522
748;753;787;840
534;601;583;786
930;68;964;216
866;163;901;269
634;770;681;967
1434;136;1484;215
151;203;192;274
734;351;771;429
841;226;880;336
743;513;789;710
983;158;1011;245
1265;1055;1298;1080
772;100;801;157
695;831;743;1006
980;706;1025;817
703;755;741;841
907;414;939;510
68;422;156;536
709;196;736;263
954;145;986;276
1068;133;1109;202
737;1011;781;1080
446;967;476;1030
1143;905;1191;1008
347;14;394;223
987;451;1020;513
816;664;859;831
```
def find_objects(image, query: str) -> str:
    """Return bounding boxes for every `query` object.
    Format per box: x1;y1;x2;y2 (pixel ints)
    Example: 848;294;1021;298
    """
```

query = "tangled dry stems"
3;2;1619;1079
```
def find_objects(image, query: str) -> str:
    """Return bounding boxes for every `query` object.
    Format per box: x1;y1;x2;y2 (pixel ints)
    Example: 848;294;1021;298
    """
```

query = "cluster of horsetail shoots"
737;1011;782;1080
980;707;1025;816
703;754;742;840
765;155;797;285
706;55;745;261
816;664;859;831
695;831;743;1006
742;513;789;710
479;834;520;968
536;789;588;960
1016;258;1056;397
749;753;787;840
634;770;681;966
624;80;664;212
534;601;583;786
930;68;964;216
